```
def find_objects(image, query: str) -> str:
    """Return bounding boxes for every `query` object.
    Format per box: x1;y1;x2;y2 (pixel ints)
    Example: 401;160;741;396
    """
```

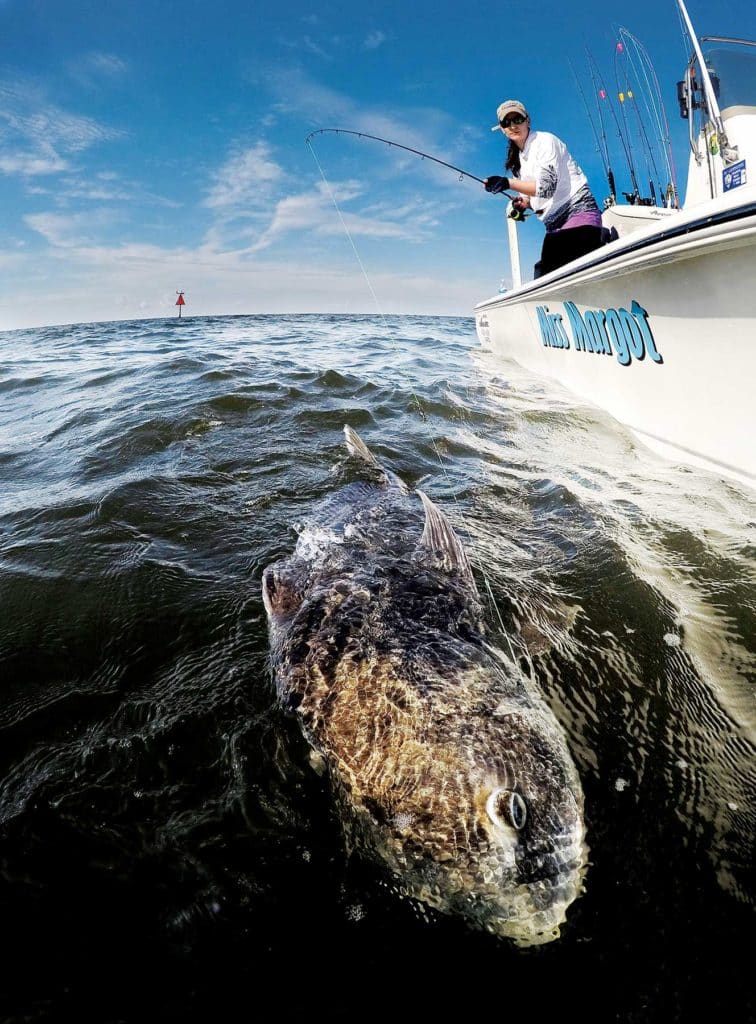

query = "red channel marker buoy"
176;291;186;318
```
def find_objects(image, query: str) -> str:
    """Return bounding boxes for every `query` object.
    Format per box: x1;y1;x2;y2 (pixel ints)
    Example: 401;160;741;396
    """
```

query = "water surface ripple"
0;313;753;1021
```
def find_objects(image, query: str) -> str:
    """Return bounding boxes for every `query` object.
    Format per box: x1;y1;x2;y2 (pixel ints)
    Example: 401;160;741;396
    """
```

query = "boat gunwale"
475;197;756;310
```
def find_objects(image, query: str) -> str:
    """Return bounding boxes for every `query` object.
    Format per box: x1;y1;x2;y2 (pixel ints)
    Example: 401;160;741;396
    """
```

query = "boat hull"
475;200;756;488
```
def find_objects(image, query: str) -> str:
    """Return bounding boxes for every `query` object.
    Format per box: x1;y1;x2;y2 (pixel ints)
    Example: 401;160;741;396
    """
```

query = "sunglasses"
501;114;526;128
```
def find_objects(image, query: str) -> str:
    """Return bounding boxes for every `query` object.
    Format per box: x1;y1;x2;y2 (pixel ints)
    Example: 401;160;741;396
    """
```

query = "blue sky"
1;0;754;328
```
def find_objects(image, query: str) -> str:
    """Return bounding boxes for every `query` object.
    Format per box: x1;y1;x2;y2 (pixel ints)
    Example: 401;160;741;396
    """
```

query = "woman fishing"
484;100;604;277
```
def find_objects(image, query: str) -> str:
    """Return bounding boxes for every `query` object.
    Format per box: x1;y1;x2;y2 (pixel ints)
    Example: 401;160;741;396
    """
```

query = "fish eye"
506;791;528;830
486;788;528;831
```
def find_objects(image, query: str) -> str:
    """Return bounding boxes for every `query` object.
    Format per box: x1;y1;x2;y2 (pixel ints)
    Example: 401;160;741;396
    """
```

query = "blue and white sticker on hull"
535;300;663;367
723;159;747;192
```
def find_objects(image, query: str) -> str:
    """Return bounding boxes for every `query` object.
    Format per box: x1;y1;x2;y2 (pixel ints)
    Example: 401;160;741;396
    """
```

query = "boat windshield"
702;44;756;110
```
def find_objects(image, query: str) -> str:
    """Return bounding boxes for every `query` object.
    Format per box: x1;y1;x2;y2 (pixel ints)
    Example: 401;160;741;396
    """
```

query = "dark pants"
534;225;603;278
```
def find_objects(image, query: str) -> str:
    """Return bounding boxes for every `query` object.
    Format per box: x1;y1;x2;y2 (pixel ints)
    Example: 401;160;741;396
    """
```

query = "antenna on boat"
569;57;616;204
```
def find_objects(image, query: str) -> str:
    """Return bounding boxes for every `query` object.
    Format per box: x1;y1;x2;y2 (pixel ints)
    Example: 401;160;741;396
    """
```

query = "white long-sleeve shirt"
519;130;600;232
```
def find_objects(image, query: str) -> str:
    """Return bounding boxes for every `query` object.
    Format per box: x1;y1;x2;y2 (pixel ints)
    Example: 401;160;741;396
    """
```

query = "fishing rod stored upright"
569;57;617;205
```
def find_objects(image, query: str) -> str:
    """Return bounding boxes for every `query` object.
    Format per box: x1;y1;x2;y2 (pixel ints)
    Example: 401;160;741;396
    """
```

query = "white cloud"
65;52;129;90
23;160;435;263
248;179;436;254
0;80;123;178
50;171;181;207
0;88;122;152
0;237;482;330
26;108;122;152
204;142;283;211
83;52;128;77
24;209;121;248
364;31;386;50
0;250;29;270
1;67;491;331
0;151;69;176
278;33;332;60
301;35;331;59
261;66;477;190
24;212;80;247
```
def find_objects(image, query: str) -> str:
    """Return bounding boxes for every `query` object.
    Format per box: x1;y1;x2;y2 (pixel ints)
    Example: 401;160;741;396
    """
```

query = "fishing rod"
568;57;616;204
614;42;660;203
616;31;666;202
631;90;663;205
305;127;490;186
618;26;679;207
587;48;643;203
306;126;532;235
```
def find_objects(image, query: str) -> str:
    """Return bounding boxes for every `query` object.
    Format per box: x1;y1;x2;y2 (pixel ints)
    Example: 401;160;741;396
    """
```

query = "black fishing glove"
484;175;510;194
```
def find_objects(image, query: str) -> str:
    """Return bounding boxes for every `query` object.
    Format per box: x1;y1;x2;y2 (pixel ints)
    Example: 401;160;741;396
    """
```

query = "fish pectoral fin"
343;424;408;492
415;490;477;587
262;564;304;622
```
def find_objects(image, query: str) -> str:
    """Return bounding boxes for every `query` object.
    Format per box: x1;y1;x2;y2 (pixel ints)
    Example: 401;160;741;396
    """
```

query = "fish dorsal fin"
344;424;382;469
343;424;407;491
416;490;476;586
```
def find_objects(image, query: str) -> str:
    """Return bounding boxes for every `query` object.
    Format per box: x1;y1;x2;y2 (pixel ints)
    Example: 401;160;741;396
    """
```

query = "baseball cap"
491;100;528;130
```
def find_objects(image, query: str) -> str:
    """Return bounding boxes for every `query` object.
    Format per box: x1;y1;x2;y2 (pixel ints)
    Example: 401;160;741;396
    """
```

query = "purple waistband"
558;210;603;231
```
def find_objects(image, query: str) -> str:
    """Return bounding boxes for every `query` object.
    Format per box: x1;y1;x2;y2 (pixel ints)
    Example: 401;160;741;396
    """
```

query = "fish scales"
263;426;587;945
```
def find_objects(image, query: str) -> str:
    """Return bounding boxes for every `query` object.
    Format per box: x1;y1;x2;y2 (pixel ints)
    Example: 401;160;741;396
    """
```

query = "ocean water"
0;312;753;1022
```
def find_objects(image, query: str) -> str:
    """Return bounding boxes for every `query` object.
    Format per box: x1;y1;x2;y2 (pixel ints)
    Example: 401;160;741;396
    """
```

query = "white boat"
474;1;756;489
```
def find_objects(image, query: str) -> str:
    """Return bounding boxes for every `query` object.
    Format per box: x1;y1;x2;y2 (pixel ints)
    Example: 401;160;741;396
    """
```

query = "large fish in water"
262;426;587;946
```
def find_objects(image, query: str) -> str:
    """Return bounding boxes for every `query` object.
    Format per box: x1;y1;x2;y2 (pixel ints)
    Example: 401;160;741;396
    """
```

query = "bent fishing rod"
306;127;488;184
306;128;526;219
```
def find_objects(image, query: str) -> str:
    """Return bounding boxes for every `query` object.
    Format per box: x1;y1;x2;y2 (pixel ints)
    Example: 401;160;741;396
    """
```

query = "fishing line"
306;137;390;322
306;132;524;664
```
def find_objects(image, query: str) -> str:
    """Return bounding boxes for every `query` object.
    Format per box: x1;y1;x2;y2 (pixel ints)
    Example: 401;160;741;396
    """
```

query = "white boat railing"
506;202;522;289
678;0;731;157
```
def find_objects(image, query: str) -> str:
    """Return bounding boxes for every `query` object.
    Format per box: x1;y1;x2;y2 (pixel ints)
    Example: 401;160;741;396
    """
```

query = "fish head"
462;700;588;947
262;559;309;650
341;688;588;948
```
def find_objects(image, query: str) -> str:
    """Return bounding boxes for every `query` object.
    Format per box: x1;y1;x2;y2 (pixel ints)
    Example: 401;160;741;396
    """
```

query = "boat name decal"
535;300;663;366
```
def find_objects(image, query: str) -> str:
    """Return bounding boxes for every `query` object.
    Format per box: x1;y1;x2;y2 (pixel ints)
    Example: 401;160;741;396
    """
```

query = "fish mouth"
466;834;588;947
417;852;587;949
477;872;584;946
493;848;588;946
493;914;566;947
388;822;588;948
